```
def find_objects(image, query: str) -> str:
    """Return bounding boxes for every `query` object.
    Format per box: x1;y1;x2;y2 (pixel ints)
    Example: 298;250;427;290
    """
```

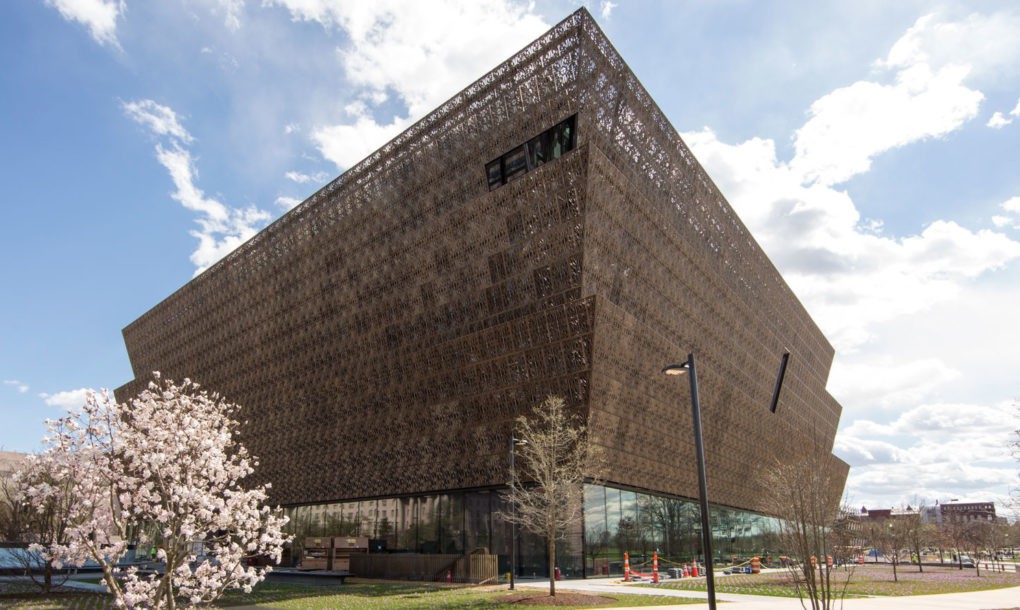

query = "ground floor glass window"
282;484;778;579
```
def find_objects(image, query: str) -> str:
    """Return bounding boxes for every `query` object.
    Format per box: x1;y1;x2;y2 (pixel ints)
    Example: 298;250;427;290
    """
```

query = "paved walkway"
516;577;1020;609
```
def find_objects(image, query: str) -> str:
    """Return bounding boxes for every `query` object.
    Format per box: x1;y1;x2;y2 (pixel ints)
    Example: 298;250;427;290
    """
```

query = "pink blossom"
23;375;290;609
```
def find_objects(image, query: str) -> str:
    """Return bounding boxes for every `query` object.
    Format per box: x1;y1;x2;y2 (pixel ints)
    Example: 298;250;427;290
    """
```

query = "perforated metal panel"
117;9;847;512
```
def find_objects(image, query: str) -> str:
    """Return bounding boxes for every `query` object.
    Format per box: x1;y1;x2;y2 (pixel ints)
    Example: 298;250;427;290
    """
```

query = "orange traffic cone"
624;552;631;582
682;563;689;578
652;552;659;583
691;561;699;577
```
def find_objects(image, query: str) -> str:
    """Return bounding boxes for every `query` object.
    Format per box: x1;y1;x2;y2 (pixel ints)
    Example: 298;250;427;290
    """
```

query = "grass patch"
652;563;1020;598
1;579;701;609
219;580;702;608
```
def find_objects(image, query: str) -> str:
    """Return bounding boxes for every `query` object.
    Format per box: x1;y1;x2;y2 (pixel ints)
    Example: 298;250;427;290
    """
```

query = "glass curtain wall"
283;491;514;571
581;484;780;577
282;484;776;578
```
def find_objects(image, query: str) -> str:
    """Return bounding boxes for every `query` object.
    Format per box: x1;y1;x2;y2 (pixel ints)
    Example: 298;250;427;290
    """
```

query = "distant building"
938;502;997;525
861;507;892;522
859;506;924;523
116;9;848;579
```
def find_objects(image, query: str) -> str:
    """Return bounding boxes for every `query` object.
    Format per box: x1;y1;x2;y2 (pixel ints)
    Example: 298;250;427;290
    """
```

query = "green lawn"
219;581;701;609
653;563;1020;598
8;565;1016;609
0;579;701;609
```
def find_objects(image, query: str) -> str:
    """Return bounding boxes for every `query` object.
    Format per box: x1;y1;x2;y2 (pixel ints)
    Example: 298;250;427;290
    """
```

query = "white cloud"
836;401;1017;508
683;128;1020;353
789;11;1020;187
123;99;272;275
600;1;617;20
122;100;194;144
3;380;29;393
218;0;244;31
791;47;982;185
987;111;1012;128
992;196;1020;229
275;196;302;210
39;388;92;410
46;0;125;48
846;461;1015;510
312;111;411;171
1012;98;1020;116
271;0;547;115
684;13;1020;512
878;12;1020;85
269;0;549;170
834;437;905;466
284;170;329;184
828;358;961;410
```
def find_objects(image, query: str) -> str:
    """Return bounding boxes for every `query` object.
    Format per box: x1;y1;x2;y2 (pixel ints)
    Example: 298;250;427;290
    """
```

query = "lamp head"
661;363;690;376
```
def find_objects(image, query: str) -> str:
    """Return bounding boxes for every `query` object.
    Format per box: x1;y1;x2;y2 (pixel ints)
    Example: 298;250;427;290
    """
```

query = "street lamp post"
509;436;527;590
662;353;717;610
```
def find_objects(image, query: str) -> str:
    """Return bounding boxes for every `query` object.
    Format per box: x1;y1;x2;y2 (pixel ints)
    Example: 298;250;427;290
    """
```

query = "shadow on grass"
217;580;465;606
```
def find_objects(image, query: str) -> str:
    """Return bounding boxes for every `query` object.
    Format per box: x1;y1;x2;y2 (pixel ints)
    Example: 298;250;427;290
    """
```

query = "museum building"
116;9;849;579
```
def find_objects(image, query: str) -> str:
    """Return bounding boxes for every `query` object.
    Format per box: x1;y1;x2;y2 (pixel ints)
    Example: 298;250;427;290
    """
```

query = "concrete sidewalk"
516;577;1020;609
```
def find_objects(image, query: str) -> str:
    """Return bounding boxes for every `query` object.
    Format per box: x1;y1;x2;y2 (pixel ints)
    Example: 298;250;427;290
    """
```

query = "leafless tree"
827;506;863;568
584;523;609;576
640;494;699;560
499;396;602;597
939;518;972;571
873;518;910;582
899;509;935;573
960;518;1000;576
1012;401;1019;509
761;449;852;610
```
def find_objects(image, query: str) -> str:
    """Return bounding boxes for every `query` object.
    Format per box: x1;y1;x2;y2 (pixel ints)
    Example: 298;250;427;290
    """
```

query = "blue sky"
2;0;1018;514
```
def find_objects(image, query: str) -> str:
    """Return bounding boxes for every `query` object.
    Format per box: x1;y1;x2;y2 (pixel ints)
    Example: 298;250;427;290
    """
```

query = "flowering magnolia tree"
23;373;289;609
5;457;75;592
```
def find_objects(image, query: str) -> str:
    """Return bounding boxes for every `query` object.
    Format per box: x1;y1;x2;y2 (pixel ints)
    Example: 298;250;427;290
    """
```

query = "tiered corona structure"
117;9;848;577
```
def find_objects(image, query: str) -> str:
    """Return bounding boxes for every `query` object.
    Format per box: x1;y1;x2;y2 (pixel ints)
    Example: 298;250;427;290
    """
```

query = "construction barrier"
652;552;659;583
624;552;630;582
750;557;761;574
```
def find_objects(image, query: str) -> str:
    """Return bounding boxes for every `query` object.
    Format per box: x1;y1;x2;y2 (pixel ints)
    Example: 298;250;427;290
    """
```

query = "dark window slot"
486;115;577;191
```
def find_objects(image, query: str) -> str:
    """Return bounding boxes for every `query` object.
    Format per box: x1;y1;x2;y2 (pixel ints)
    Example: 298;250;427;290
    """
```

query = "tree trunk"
548;536;556;596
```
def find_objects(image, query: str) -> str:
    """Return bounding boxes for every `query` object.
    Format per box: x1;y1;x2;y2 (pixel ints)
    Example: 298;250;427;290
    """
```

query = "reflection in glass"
503;146;528;182
279;484;780;579
486;115;577;191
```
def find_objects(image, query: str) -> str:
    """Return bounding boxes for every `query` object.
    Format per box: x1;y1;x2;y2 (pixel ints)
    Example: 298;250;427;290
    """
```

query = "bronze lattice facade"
117;9;848;517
